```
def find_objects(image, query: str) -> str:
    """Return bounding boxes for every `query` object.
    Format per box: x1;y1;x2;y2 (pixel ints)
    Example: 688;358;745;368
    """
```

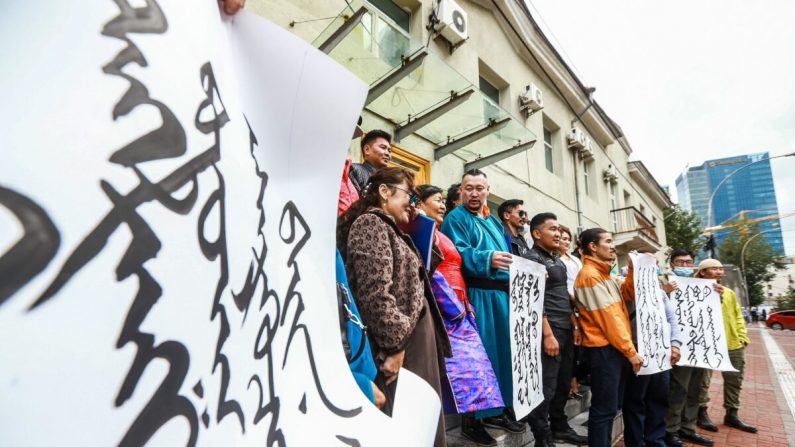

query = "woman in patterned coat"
417;185;504;446
337;167;451;447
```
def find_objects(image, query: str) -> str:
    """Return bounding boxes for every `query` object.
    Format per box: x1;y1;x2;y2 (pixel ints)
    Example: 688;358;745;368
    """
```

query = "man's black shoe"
678;430;714;446
481;413;526;434
724;409;758;433
551;427;586;445
663;432;685;447
697;406;719;432
460;416;497;446
533;433;556;447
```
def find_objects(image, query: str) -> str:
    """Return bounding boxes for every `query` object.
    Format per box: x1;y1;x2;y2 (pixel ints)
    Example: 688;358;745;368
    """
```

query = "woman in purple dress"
417;185;504;446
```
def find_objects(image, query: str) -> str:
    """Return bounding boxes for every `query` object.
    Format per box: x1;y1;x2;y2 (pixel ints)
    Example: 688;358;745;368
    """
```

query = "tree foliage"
775;286;795;312
717;220;786;307
663;205;705;256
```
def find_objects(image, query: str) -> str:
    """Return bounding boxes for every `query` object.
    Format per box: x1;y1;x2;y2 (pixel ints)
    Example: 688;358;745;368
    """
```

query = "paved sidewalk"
613;325;795;447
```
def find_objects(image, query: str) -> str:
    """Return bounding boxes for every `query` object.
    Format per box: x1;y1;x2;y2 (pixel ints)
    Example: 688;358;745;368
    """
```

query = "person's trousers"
666;366;707;435
699;347;746;410
622;370;670;447
526;326;574;437
585;345;626;447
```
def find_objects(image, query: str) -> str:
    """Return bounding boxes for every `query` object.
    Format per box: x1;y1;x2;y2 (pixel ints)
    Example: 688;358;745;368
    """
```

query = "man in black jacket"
498;199;531;259
349;129;392;195
525;212;587;446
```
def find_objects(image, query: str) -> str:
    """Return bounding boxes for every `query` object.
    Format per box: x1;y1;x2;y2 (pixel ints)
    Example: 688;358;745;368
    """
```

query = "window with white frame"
583;162;591;196
543;127;554;173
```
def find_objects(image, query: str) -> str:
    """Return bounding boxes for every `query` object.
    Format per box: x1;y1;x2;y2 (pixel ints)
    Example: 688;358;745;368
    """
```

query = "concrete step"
446;386;593;447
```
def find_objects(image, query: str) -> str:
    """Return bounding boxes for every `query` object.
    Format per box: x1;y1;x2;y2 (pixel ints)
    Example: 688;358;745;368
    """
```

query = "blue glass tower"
675;152;784;256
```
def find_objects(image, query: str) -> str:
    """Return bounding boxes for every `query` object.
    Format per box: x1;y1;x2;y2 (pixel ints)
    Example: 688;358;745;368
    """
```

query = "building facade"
248;0;672;263
676;152;784;255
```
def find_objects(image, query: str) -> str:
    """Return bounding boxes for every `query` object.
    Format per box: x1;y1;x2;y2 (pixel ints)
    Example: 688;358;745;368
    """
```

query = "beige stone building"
249;0;672;263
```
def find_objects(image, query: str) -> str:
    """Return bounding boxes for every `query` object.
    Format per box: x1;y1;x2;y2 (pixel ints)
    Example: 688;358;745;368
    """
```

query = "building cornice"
629;160;673;209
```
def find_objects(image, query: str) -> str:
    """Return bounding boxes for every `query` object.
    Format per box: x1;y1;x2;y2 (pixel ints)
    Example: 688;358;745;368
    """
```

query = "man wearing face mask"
663;249;715;447
497;199;531;259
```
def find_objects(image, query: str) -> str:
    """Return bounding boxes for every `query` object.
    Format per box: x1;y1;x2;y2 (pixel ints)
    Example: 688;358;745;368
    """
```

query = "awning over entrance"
312;1;536;168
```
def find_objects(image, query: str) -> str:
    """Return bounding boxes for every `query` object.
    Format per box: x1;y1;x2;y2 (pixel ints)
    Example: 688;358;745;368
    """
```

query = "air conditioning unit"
579;137;595;161
519;83;543;113
434;0;468;45
567;128;585;149
603;164;618;183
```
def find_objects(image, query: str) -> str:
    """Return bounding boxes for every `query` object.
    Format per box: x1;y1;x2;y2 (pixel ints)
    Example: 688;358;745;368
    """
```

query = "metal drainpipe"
573;152;584;234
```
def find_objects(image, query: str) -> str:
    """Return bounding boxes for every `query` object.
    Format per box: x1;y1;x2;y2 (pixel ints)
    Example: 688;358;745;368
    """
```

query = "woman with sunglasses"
338;167;451;447
417;185;504;446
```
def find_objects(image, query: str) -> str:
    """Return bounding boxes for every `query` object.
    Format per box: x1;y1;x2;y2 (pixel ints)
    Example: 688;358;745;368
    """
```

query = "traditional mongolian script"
0;3;440;446
669;277;737;372
631;253;671;375
508;257;545;420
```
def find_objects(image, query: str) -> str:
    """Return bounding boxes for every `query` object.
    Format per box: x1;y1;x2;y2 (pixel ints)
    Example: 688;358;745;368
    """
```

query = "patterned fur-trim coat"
345;208;451;364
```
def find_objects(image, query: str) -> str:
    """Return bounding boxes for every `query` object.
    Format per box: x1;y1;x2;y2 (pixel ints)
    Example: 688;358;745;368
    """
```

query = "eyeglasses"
518;210;527;218
391;185;419;206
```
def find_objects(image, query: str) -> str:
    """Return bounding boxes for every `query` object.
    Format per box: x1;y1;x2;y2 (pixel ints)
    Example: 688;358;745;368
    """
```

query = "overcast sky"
526;0;795;256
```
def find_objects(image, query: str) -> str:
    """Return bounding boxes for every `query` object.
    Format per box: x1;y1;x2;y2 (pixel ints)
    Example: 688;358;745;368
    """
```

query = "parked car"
766;310;795;330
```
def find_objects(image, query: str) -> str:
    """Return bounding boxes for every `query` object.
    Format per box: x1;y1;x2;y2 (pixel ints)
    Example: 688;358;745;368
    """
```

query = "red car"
766;310;795;330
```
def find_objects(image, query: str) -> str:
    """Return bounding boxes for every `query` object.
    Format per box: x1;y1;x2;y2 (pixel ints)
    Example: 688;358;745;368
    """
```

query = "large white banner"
670;277;738;372
631;253;672;375
0;3;440;446
508;257;545;420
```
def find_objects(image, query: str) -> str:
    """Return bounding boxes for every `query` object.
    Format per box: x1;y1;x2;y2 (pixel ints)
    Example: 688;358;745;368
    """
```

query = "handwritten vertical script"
631;253;671;375
508;257;545;420
669;276;737;372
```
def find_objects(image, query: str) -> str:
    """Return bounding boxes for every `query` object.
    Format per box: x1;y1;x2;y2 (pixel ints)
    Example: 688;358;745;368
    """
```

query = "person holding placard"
573;228;644;447
417;184;504;446
622;253;683;447
663;249;715;447
695;259;757;434
440;169;526;436
525;213;587;447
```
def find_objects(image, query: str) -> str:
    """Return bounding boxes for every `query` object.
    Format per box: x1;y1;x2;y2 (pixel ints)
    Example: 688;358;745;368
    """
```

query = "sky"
526;0;795;256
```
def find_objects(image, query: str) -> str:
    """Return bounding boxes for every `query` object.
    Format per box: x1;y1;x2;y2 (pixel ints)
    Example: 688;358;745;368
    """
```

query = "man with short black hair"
498;199;531;259
664;249;715;447
441;169;526;441
574;228;643;447
350;129;392;195
525;213;586;446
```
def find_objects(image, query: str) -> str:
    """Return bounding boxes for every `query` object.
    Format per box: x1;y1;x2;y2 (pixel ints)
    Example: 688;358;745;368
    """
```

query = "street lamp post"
704;151;795;257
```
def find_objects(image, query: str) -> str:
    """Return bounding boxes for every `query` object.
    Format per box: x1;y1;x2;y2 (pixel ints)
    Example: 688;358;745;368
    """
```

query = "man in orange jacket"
574;228;643;447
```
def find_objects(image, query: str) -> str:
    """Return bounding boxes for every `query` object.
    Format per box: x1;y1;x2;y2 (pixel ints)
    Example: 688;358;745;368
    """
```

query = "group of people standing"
334;130;758;447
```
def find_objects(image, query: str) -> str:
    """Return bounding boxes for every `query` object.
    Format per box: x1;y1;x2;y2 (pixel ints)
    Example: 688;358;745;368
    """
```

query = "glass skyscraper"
675;152;784;255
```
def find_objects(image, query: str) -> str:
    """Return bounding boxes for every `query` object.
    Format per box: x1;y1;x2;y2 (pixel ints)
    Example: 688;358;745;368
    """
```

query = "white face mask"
518;223;530;235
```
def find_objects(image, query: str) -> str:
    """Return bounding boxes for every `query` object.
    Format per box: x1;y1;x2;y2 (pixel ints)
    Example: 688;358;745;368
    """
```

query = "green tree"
775;286;795;311
717;221;786;306
663;205;705;256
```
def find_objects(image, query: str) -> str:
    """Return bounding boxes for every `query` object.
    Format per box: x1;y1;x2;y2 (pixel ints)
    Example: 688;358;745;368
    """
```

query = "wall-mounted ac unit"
579;138;595;161
434;0;468;45
519;83;543;113
567;128;585;149
603;164;618;183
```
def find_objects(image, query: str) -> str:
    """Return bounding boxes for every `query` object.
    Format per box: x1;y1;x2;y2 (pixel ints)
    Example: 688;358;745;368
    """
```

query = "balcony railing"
611;206;659;243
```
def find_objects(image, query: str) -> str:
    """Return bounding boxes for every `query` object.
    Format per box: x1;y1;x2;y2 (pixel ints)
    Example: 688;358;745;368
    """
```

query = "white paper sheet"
0;3;440;446
669;277;738;372
508;256;546;420
630;253;672;375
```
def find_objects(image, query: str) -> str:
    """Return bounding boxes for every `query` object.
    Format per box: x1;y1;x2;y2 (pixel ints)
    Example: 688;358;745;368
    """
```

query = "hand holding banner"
630;253;672;375
508;256;545;420
669;277;738;372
